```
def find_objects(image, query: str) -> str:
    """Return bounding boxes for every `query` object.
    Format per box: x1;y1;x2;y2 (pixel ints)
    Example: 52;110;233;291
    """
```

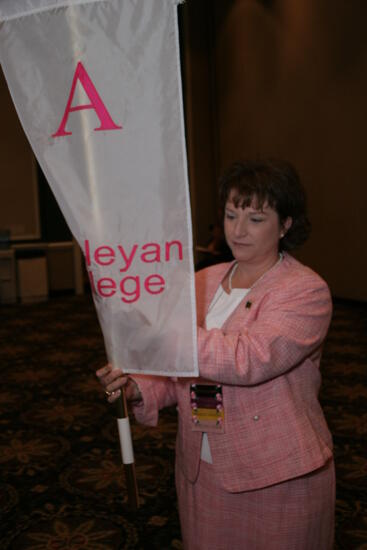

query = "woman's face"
224;190;291;265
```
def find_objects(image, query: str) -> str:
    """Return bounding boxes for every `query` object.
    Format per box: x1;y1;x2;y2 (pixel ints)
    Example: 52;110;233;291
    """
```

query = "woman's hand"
96;363;142;404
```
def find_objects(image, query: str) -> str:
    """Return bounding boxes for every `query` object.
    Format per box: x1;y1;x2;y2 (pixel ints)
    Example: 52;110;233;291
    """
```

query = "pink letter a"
52;61;122;137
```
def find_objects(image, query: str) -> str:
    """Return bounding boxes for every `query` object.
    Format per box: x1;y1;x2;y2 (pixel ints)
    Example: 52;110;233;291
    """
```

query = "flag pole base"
115;388;139;510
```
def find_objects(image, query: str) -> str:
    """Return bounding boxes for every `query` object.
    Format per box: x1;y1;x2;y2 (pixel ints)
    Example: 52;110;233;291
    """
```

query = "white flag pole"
115;390;139;509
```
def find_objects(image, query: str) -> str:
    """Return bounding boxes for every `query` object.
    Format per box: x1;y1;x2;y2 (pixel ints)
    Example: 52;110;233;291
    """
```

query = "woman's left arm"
198;275;332;386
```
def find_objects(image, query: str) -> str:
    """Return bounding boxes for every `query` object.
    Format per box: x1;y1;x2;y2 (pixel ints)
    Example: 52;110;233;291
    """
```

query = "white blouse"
201;283;250;463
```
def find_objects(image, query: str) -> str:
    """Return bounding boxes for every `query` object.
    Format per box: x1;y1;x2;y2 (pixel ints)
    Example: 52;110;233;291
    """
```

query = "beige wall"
185;0;367;300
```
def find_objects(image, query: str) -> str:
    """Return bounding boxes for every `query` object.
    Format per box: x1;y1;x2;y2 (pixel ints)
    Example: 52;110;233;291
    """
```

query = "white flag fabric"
0;0;198;377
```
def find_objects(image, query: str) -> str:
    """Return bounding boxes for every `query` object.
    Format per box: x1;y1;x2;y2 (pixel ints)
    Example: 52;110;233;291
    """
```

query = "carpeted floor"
0;293;366;549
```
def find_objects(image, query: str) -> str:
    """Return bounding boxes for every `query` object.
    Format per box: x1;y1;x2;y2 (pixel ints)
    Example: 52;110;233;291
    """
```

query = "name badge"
190;383;224;433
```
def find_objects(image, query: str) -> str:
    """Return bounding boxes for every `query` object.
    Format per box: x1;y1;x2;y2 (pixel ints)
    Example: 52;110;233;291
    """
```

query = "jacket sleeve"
130;375;177;427
198;274;332;386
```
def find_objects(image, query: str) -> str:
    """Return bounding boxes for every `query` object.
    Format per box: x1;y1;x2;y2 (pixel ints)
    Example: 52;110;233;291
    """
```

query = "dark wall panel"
184;0;367;299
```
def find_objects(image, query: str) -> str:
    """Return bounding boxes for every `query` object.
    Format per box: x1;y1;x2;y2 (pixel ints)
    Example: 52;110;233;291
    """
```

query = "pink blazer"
133;253;333;492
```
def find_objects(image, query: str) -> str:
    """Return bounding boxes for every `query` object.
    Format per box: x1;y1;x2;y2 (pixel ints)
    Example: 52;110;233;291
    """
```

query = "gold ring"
105;390;113;397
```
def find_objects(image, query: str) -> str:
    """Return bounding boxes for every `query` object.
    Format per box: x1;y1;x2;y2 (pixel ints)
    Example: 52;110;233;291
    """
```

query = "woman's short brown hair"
219;159;311;251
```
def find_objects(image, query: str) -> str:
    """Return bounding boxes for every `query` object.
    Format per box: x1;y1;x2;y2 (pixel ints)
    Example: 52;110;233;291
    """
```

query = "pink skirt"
176;459;335;550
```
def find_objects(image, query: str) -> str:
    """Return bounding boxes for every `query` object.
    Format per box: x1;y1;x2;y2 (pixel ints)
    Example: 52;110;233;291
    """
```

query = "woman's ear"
280;217;292;238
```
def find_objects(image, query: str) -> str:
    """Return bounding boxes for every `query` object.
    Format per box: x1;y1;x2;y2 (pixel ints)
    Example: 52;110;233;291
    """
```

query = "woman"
97;159;335;549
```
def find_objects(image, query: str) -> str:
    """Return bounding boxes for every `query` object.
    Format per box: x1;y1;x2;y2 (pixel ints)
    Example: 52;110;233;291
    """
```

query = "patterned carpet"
0;293;366;549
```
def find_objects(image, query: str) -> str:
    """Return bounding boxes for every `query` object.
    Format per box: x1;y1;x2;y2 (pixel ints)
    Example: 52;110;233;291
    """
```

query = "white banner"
0;0;198;377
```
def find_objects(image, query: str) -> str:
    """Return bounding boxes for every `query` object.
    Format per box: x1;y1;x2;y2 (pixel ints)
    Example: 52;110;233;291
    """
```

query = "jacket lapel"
197;253;294;331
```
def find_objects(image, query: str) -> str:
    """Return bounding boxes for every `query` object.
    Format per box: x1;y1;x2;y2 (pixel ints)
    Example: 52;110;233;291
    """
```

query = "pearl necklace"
228;253;283;292
228;263;239;292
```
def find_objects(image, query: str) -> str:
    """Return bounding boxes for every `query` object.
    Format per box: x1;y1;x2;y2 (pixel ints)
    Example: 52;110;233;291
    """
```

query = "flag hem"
173;2;199;377
0;0;107;22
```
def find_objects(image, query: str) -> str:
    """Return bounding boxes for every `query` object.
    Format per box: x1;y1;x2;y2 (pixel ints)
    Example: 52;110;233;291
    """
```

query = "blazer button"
253;415;260;421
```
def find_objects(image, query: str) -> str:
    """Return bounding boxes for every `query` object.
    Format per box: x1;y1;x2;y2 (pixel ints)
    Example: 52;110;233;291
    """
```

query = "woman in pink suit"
97;159;335;550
